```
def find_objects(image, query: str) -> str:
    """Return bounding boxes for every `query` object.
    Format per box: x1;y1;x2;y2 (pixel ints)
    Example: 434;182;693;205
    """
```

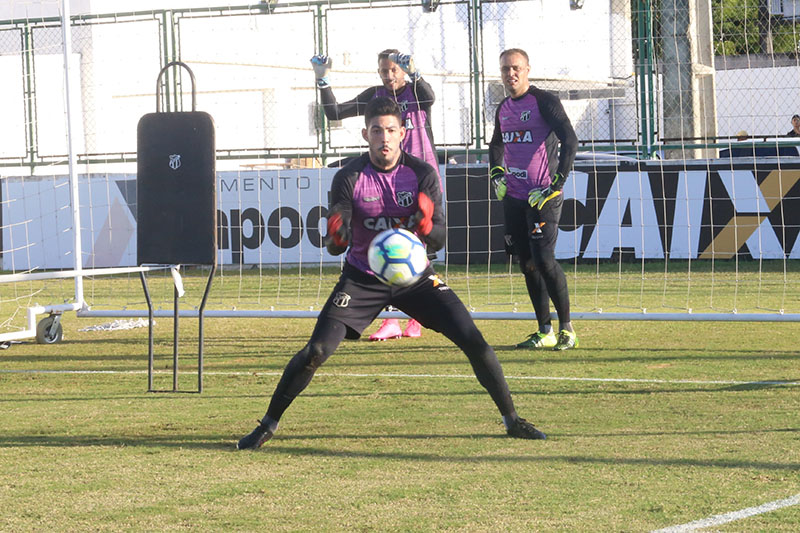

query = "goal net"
2;0;799;343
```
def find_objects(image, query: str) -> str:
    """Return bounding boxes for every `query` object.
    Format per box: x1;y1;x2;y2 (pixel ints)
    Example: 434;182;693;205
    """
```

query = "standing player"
311;49;439;341
237;97;546;449
488;48;579;351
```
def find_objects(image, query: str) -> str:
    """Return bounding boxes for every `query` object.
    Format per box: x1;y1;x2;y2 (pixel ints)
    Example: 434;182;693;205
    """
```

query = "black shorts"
319;262;475;340
503;194;562;265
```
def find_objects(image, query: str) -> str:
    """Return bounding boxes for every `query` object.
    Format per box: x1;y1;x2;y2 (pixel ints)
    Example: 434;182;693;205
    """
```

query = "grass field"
1;302;799;531
62;259;800;318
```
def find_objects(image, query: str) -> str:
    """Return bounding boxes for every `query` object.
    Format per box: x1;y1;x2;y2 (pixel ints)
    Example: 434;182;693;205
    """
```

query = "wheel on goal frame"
36;315;63;344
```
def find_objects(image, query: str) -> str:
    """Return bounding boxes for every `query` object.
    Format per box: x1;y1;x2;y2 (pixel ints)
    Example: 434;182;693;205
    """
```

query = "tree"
712;0;798;55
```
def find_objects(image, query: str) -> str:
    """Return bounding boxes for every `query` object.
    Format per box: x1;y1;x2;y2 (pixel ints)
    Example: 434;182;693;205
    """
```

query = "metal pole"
21;24;36;170
60;0;85;309
315;5;329;164
469;0;483;151
197;264;217;393
173;284;179;391
140;273;155;392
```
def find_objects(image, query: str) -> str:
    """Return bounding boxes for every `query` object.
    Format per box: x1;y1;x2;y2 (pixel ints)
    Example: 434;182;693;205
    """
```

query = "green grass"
1;314;799;531
10;260;799;322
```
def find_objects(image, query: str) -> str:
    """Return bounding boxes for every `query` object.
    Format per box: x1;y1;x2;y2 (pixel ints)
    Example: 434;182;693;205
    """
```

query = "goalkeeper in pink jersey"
488;48;579;351
311;49;440;341
237;97;547;449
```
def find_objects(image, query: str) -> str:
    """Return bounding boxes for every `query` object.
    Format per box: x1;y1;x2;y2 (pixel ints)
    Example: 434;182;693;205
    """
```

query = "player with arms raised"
311;49;439;340
237;97;546;449
489;48;579;351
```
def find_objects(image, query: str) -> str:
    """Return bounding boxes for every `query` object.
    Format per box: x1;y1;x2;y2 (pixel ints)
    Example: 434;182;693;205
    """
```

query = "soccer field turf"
1;315;798;531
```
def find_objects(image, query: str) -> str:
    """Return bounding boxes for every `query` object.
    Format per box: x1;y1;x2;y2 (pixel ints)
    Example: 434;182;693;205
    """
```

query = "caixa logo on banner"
558;164;800;260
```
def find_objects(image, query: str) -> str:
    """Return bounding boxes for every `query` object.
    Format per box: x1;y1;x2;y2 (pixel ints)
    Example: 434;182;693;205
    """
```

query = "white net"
0;0;82;341
1;0;800;339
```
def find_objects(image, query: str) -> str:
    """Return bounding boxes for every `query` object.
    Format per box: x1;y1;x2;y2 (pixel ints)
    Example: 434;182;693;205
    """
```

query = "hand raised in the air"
388;52;420;80
310;54;332;88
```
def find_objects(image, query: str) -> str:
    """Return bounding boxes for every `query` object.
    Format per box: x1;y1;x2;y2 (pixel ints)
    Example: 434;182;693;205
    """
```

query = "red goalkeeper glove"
325;211;350;253
410;192;434;236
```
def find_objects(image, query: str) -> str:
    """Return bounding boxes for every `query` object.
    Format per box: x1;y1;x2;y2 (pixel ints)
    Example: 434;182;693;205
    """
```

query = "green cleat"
553;329;578;351
515;330;557;349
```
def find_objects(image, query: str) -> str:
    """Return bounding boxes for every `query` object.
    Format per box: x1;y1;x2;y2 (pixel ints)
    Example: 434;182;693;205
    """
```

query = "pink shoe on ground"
402;318;422;338
369;319;402;341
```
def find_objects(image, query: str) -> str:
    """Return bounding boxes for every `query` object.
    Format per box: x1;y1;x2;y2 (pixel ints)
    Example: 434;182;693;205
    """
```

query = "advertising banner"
3;161;800;270
445;161;800;262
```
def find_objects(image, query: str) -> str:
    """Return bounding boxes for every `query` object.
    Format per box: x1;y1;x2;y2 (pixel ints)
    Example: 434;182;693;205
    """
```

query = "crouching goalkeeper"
237;97;547;449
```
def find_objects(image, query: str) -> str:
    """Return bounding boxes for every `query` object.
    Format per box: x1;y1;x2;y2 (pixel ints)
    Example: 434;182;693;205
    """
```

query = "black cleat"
237;422;274;450
506;417;547;440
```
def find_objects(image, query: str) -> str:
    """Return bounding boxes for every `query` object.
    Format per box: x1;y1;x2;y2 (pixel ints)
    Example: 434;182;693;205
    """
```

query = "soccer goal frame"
3;0;800;342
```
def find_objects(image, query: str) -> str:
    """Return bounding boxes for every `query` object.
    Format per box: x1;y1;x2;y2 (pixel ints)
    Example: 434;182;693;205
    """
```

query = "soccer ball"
368;228;428;286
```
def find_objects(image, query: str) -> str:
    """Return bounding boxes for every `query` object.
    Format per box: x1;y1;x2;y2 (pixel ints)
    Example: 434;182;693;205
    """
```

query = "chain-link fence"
2;0;800;168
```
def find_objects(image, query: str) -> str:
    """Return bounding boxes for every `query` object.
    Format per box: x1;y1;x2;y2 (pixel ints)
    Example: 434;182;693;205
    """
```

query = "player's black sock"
265;318;348;422
534;255;571;325
523;269;552;332
501;413;519;430
258;415;279;433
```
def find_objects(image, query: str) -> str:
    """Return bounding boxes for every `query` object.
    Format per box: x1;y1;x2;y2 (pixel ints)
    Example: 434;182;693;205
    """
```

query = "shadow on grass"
2;430;799;472
1;378;797;404
6;337;796;367
256;441;800;471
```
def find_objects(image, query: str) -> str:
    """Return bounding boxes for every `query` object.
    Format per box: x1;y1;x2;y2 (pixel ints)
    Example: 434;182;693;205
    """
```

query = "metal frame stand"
140;265;216;393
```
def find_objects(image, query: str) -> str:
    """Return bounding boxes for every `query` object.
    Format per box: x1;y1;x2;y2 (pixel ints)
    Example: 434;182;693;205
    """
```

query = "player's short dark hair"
500;48;530;64
378;49;400;62
364;97;402;126
793;114;800;120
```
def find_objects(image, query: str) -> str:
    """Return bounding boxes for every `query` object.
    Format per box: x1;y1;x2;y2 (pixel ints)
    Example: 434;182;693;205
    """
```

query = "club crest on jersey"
397;100;409;112
396;191;414;208
332;291;351;308
520;110;531;122
502;130;533;144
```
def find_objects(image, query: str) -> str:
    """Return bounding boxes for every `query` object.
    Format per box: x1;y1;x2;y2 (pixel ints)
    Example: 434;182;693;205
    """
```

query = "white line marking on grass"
652;492;800;532
0;369;149;374
0;369;798;387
